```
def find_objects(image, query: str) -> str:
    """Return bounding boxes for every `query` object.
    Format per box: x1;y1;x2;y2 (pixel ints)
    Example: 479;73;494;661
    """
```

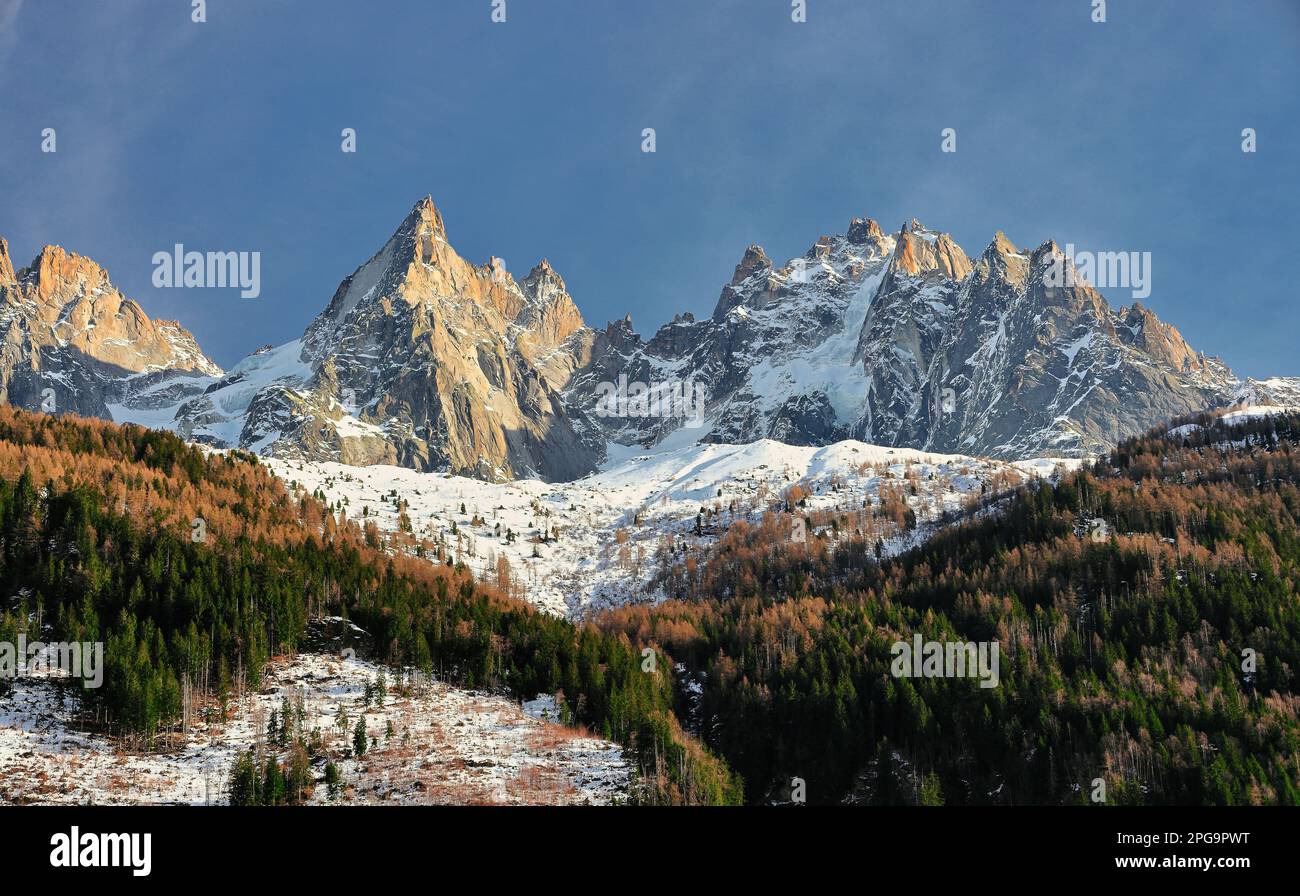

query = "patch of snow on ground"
265;437;1039;618
0;653;627;806
1219;405;1296;426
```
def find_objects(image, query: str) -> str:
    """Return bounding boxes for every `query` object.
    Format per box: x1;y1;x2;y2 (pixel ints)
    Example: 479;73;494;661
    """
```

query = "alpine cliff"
0;237;220;420
167;198;599;480
2;198;1288;481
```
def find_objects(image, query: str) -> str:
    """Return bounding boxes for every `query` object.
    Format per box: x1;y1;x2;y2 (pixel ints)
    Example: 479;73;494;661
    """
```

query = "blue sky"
1;0;1297;375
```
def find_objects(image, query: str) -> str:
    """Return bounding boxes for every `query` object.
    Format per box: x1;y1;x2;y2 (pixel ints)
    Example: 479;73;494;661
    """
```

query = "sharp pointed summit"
173;196;598;481
406;195;446;238
5;198;1271;479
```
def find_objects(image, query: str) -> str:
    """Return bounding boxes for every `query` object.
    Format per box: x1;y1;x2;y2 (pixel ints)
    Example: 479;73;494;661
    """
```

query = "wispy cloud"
0;0;25;65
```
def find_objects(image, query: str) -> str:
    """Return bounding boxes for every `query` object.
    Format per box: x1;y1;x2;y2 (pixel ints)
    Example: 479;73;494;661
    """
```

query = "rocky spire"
889;224;971;279
1119;301;1202;372
989;231;1019;258
518;258;584;346
970;231;1027;283
0;237;14;286
730;245;772;286
403;195;446;240
847;217;884;244
524;258;566;293
26;245;113;306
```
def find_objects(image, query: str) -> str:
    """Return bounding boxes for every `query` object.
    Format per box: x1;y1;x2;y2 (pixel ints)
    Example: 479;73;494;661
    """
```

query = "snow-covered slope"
265;435;1068;617
7;204;1294;480
131;339;313;450
0;651;627;806
1232;376;1300;409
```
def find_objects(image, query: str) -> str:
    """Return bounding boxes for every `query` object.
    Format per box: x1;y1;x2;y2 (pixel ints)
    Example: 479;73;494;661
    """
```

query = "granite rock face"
565;219;1238;461
170;198;601;481
3;199;1271;480
0;238;221;420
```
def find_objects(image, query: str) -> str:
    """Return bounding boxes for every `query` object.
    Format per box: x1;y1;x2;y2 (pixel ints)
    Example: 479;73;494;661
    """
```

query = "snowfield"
265;437;1077;617
0;652;628;806
1168;403;1300;439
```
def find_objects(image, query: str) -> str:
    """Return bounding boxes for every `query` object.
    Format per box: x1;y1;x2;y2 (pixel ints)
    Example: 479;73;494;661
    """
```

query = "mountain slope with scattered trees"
598;410;1300;804
0;407;740;805
6;404;1297;806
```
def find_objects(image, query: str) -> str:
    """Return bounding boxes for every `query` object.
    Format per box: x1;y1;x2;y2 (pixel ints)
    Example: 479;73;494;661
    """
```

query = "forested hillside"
0;408;740;805
6;405;1298;807
599;411;1300;805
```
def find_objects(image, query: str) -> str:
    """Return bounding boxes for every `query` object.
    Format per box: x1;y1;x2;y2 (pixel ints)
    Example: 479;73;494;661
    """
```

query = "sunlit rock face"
0;238;221;419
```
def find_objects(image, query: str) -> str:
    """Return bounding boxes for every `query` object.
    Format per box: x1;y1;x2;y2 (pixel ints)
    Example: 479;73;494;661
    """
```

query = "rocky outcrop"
0;239;221;419
567;218;1241;461
172;198;601;481
4;197;1274;479
898;238;1235;457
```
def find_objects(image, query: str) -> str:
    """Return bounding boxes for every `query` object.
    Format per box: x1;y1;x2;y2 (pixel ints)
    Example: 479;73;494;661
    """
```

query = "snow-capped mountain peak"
0;237;222;421
6;199;1286;482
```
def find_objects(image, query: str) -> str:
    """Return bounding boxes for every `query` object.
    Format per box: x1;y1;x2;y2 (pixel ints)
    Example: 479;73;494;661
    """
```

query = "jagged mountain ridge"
0;237;221;421
1;199;1289;481
567;216;1243;462
889;230;1238;457
168;198;600;480
1232;376;1300;409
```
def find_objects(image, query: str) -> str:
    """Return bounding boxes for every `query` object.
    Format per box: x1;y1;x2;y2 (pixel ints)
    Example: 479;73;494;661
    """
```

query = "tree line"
598;412;1300;804
0;407;740;805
